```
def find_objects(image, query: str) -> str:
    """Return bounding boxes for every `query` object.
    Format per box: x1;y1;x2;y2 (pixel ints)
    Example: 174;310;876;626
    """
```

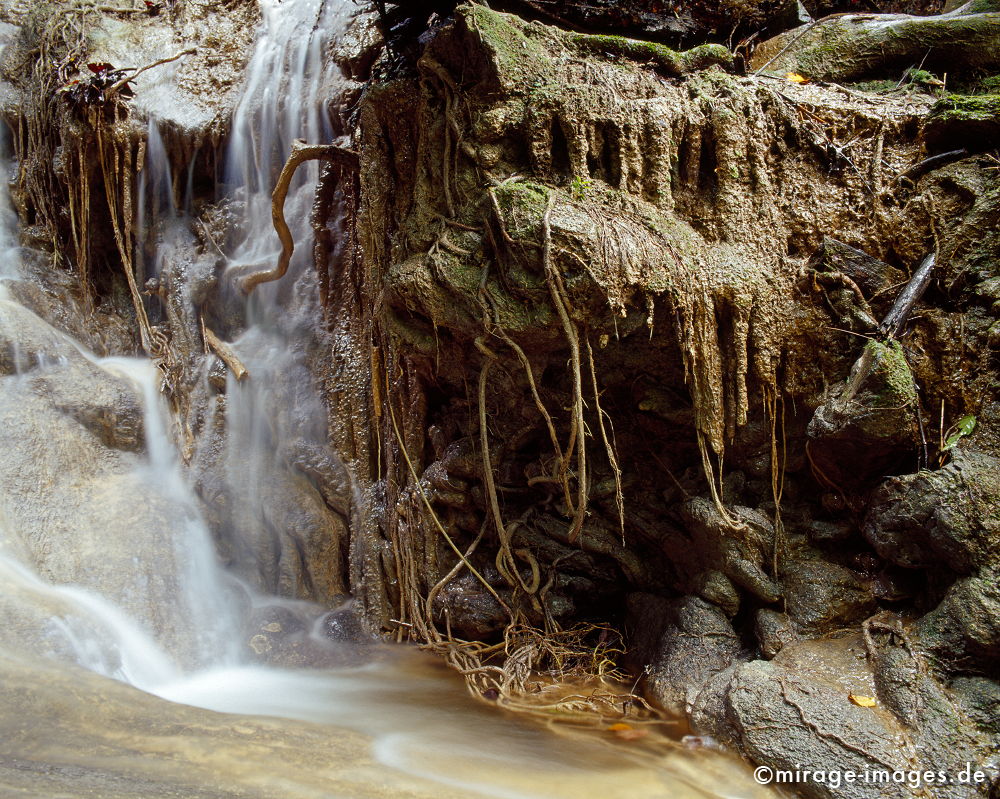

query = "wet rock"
923;93;1000;154
863;451;1000;574
916;561;1000;671
754;608;800;658
637;595;744;715
692;633;998;798
950;677;1000;737
694;569;740;617
0;352;209;666
864;618;998;796
432;571;510;639
244;600;368;668
720;637;914;799
781;557;877;634
31;363;145;452
0;296;90;376
807;237;906;298
806;519;855;545
679;497;779;603
727;659;910;798
2;275;134;358
807;341;919;492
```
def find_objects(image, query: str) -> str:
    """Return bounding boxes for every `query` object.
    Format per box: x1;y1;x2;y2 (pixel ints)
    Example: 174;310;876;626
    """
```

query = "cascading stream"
0;5;776;798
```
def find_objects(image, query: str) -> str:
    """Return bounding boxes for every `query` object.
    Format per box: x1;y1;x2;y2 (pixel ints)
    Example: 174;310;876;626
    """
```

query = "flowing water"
0;3;776;797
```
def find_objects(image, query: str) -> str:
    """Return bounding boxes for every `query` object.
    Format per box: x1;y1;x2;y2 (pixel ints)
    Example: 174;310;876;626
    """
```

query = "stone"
807;341;920;493
639;595;744;716
781;557;877;634
754;608;800;658
916;561;1000;670
864;451;1000;574
679;497;779;603
431;571;510;639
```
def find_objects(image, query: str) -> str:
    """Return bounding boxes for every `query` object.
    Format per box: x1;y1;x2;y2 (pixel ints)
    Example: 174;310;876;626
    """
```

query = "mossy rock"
865;340;918;409
923;93;1000;151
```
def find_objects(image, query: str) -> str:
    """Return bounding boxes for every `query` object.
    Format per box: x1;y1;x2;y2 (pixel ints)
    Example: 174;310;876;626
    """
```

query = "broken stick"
203;323;249;381
843;252;935;401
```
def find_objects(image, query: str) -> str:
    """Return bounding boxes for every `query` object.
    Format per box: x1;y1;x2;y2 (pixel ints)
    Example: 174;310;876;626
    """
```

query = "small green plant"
570;175;592;200
941;414;977;452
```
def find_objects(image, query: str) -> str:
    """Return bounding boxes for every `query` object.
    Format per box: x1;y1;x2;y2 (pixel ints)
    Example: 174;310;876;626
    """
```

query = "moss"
493;180;550;239
923;93;1000;151
866;340;917;408
976;75;1000;95
568;33;732;77
460;4;553;91
850;79;898;93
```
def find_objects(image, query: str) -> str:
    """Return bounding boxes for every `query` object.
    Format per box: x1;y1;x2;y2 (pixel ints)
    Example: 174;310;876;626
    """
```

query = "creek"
0;1;774;796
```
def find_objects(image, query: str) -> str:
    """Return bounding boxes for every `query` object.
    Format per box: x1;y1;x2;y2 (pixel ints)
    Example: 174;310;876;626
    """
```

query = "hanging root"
241;139;359;293
541;193;589;543
388;395;510;617
765;386;786;582
585;335;624;541
95;118;156;354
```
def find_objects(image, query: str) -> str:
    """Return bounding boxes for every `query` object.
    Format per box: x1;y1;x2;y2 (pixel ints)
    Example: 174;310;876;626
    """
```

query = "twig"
107;47;196;95
878;253;936;339
895;149;968;184
202;322;249;381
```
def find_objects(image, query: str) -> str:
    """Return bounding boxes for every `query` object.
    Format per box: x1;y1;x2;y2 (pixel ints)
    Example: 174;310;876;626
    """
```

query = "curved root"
241;139;359;293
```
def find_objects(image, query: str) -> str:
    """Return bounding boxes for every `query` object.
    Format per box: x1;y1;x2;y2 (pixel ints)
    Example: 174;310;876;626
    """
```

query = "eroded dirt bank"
1;0;998;796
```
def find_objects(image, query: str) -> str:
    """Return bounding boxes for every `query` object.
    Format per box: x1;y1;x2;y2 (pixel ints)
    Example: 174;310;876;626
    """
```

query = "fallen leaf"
849;694;877;707
786;72;810;84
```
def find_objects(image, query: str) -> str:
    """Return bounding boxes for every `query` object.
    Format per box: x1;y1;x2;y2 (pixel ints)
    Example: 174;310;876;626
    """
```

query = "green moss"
924;93;1000;150
976;75;1000;94
493;180;550;239
866;340;917;408
851;79;898;93
568;33;732;77
460;4;553;89
930;93;1000;123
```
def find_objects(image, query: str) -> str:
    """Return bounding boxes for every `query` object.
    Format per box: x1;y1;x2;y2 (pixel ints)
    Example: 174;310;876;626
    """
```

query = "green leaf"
943;415;977;451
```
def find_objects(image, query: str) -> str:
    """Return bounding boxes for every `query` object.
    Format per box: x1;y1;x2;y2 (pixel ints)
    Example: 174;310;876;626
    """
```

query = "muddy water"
0;2;778;796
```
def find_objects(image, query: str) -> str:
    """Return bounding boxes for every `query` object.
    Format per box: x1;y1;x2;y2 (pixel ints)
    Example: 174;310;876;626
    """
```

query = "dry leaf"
786;72;810;84
849;694;877;707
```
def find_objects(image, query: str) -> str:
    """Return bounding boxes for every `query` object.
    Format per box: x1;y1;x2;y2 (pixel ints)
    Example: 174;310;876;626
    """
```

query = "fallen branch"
844;252;935;401
202;322;249;381
750;8;1000;82
241;139;360;293
896;149;969;185
878;253;936;340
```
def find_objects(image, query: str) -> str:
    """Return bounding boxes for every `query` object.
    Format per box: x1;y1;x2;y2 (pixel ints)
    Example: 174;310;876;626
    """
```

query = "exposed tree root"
751;6;1000;82
541;194;589;544
585;335;624;541
241;139;359;294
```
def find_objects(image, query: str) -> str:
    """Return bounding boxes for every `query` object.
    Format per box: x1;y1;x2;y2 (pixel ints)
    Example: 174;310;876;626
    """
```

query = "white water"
0;4;774;798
